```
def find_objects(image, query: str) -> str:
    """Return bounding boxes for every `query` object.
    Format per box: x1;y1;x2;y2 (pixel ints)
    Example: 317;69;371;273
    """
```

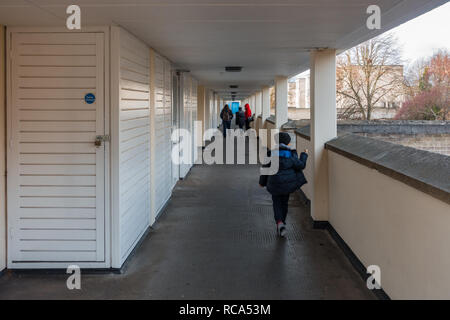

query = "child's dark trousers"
272;194;290;223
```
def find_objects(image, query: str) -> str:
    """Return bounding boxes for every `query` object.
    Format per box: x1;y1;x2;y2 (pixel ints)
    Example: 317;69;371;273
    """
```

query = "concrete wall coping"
294;127;311;141
325;134;450;205
266;115;276;125
293;120;450;141
336;121;450;135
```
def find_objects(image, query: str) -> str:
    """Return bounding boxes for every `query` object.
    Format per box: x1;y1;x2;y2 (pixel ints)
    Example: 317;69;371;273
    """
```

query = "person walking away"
220;104;233;137
259;132;308;237
244;103;252;130
235;107;246;130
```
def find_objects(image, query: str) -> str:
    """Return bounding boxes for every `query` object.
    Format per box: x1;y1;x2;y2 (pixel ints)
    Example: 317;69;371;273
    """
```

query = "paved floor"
0;145;375;299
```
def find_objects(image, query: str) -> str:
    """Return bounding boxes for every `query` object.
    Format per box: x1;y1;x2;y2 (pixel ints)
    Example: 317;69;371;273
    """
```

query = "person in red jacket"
244;103;252;130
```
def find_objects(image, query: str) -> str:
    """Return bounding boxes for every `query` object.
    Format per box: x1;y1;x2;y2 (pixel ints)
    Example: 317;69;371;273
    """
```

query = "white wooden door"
7;32;106;265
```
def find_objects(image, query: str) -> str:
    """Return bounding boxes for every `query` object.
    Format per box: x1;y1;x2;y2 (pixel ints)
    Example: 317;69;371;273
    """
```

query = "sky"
388;2;450;65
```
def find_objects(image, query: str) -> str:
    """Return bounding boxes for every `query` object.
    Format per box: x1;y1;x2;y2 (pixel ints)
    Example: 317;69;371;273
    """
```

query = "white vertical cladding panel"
164;59;173;191
209;91;213;131
204;89;210;134
180;73;191;178
152;53;172;215
191;78;198;165
214;94;217;128
207;91;212;131
7;31;106;266
179;73;199;177
214;95;219;129
211;93;216;130
117;28;151;264
0;25;5;272
204;89;212;139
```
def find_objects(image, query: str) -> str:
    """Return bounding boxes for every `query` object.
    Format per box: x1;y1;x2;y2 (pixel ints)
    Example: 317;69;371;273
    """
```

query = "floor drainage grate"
233;228;304;243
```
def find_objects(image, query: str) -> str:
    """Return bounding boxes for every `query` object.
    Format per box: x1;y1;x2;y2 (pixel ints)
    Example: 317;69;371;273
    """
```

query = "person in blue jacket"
259;132;308;237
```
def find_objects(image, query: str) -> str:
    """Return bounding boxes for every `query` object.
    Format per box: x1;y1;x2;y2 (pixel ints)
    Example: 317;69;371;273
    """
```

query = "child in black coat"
259;132;308;237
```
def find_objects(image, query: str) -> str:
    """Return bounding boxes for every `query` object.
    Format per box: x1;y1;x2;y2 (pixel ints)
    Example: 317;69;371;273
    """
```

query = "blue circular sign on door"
84;93;96;104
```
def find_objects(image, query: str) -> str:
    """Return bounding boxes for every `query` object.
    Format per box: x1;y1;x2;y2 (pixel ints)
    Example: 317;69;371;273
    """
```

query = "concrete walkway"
0;153;375;299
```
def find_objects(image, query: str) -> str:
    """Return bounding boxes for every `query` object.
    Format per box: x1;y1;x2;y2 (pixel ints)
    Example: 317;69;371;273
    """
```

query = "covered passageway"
0;0;448;299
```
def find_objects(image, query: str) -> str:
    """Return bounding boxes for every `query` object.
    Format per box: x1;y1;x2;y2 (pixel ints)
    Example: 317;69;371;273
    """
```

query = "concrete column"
295;79;300;109
212;93;216;129
197;85;206;146
216;96;221;128
261;86;270;122
310;49;337;223
305;76;310;109
255;91;262;116
275;76;288;128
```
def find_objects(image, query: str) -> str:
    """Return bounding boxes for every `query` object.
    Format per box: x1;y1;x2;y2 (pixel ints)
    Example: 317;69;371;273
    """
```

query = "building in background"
283;66;405;120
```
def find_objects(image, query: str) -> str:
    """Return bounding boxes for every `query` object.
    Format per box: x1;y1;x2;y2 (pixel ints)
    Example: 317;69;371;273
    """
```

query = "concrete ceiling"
0;0;446;99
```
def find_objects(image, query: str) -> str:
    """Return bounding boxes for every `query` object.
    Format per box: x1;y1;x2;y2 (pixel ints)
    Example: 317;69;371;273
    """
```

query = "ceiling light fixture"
225;66;243;72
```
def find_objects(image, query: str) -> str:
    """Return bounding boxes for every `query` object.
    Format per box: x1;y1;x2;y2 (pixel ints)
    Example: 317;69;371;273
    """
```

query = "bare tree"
404;58;429;94
336;34;405;120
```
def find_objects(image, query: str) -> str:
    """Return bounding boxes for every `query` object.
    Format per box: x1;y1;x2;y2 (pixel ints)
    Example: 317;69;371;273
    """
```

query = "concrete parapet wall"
326;136;450;298
295;134;313;201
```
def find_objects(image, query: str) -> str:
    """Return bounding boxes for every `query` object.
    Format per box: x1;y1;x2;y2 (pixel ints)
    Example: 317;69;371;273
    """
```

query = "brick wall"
287;107;397;121
360;134;450;156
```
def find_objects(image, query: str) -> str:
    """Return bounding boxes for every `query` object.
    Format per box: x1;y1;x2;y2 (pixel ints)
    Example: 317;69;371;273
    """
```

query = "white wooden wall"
112;28;151;266
3;26;198;269
0;25;5;272
151;51;173;217
112;35;200;267
180;74;190;178
179;74;199;177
